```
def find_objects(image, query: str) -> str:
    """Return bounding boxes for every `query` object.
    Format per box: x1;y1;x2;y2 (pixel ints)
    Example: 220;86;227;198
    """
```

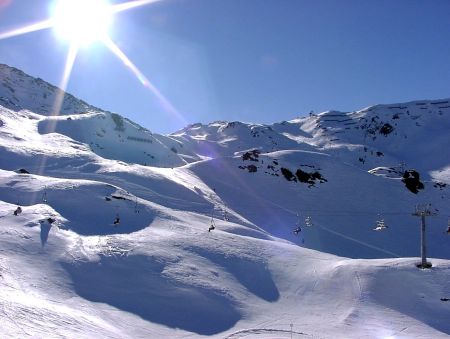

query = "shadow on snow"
62;255;241;335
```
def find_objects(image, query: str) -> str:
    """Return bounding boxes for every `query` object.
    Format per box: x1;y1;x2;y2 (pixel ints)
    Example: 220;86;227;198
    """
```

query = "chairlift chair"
292;213;303;235
373;216;388;231
208;217;216;232
223;208;229;221
293;226;302;235
209;208;216;232
113;214;120;226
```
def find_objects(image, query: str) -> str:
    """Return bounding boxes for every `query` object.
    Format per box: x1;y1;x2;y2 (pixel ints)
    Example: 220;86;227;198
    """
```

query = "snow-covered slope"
1;64;449;338
0;63;97;116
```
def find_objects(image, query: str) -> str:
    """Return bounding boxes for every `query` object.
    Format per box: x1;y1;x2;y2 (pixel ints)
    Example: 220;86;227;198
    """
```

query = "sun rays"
0;19;54;41
102;36;185;124
0;0;179;122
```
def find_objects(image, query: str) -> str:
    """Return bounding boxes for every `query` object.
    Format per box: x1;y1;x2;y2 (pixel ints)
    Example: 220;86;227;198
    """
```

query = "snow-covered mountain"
1;64;449;338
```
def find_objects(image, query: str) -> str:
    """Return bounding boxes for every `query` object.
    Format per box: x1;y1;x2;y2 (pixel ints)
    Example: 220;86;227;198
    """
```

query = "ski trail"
224;327;313;338
355;271;363;300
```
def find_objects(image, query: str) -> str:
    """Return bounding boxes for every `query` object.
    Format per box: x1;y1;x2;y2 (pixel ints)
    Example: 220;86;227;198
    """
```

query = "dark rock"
295;169;327;186
111;195;128;200
379;123;394;136
402;170;424;194
433;182;447;190
242;150;261;162
247;165;257;173
295;169;312;183
280;168;296;182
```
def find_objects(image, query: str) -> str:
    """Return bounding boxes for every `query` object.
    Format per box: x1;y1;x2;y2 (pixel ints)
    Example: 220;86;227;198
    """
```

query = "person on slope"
13;206;22;216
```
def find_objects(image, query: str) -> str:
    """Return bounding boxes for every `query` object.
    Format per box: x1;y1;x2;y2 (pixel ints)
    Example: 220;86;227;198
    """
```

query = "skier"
13;206;22;216
446;225;450;234
293;226;302;235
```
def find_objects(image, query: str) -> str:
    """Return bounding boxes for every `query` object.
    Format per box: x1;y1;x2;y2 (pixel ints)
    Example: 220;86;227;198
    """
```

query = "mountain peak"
0;63;101;116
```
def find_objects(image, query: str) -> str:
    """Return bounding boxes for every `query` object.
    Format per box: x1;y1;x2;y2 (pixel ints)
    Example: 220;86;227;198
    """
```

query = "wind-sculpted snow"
188;246;280;302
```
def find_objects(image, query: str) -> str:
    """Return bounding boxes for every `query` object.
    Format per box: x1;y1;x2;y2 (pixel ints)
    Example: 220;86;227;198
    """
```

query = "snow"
0;64;449;338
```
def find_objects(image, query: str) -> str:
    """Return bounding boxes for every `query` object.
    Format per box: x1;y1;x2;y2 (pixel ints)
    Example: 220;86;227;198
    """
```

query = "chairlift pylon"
134;197;139;214
293;213;302;235
223;207;229;222
42;187;47;203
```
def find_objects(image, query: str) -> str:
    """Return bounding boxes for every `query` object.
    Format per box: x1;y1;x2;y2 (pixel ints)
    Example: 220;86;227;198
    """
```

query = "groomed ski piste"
1;64;449;338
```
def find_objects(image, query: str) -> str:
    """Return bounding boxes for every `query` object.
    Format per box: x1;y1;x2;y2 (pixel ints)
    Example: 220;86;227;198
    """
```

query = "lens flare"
111;0;162;14
50;42;79;118
0;19;53;41
52;0;113;45
0;0;183;127
102;36;186;124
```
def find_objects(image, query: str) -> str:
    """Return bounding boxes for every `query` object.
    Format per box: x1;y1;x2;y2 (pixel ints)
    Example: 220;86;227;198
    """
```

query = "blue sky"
0;0;449;133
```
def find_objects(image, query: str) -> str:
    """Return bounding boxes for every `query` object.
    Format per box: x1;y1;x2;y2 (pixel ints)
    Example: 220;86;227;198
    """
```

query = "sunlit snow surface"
0;64;449;338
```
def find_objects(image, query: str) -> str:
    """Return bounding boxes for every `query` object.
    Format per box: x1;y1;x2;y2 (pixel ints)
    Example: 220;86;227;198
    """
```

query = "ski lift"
42;188;47;203
446;218;450;234
305;215;313;227
134;197;139;214
293;213;302;235
223;207;229;222
209;208;216;232
373;215;388;231
208;216;215;232
113;214;120;226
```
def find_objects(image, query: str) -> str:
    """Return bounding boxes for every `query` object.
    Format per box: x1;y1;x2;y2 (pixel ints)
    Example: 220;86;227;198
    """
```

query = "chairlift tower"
412;204;437;269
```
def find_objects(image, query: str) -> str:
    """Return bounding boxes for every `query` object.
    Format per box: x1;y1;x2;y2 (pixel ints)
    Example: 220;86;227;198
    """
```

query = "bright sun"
52;0;113;45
